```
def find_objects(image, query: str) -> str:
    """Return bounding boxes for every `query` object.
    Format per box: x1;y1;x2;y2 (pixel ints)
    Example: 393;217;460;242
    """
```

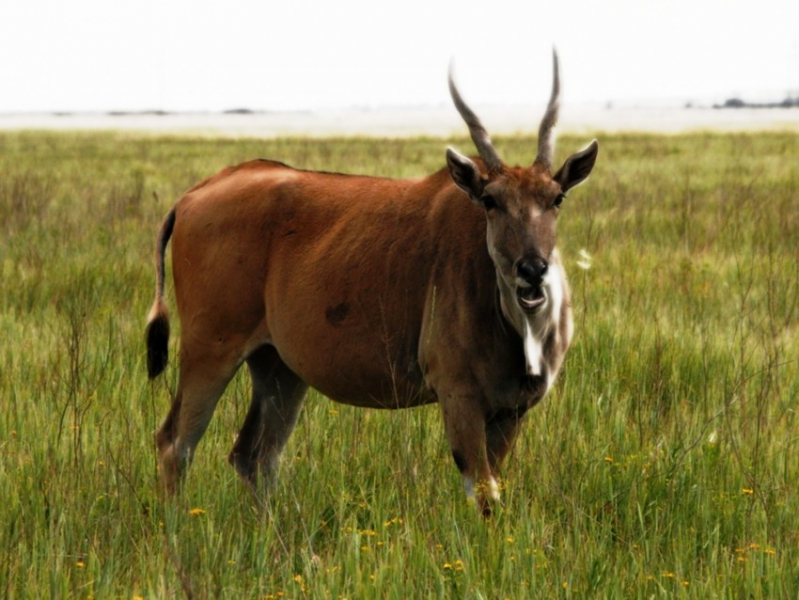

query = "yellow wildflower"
188;508;206;516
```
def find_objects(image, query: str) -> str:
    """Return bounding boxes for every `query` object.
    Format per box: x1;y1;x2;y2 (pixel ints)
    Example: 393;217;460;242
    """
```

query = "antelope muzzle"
514;257;548;312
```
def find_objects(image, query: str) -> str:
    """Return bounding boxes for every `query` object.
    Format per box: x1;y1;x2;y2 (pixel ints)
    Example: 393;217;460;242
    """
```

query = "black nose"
516;257;548;285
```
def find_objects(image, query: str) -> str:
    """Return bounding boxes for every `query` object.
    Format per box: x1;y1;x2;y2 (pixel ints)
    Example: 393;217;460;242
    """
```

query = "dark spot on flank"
325;302;350;327
452;451;467;473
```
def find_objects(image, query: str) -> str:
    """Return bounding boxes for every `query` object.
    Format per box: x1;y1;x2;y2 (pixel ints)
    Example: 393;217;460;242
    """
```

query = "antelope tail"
145;207;176;379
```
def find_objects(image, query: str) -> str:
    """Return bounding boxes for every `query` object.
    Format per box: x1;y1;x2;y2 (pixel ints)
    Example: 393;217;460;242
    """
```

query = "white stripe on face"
519;259;566;379
543;259;563;330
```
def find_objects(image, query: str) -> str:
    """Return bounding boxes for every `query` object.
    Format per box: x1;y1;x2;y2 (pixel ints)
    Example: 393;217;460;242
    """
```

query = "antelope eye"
480;194;498;210
553;193;567;208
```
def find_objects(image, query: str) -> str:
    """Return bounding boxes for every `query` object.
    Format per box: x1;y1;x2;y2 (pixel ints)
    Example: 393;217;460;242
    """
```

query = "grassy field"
1;130;798;598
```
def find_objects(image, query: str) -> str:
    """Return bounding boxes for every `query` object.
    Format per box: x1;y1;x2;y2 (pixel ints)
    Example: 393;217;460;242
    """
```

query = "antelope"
145;51;598;515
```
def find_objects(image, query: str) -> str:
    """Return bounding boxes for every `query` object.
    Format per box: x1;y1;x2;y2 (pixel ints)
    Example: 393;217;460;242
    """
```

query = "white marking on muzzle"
520;261;566;378
544;261;563;331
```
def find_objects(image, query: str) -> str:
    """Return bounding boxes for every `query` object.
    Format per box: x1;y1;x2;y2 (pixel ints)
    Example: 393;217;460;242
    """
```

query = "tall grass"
1;130;798;598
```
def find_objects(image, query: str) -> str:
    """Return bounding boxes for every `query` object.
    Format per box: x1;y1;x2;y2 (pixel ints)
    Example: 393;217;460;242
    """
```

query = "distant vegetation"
106;109;170;117
1;131;798;597
101;108;264;116
714;96;799;109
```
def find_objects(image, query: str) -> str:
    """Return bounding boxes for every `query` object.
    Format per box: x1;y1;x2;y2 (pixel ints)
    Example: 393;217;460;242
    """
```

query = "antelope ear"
446;147;485;201
553;140;598;192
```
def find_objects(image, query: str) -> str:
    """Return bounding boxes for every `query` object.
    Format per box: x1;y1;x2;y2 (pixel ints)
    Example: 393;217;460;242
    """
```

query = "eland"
145;51;598;515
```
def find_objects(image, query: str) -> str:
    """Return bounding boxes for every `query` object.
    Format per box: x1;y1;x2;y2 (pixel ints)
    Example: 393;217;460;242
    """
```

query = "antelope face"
481;165;563;316
447;50;598;330
447;152;596;315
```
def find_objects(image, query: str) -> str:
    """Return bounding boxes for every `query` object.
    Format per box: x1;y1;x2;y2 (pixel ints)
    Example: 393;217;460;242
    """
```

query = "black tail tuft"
146;313;170;379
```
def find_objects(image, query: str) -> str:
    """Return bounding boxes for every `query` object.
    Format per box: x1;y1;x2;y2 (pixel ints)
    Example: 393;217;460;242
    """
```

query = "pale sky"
1;0;797;113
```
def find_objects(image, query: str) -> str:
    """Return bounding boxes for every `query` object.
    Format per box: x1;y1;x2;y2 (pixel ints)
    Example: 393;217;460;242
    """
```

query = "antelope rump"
145;52;598;515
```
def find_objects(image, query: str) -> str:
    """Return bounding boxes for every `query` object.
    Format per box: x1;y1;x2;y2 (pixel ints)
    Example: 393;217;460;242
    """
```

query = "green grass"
1;130;798;598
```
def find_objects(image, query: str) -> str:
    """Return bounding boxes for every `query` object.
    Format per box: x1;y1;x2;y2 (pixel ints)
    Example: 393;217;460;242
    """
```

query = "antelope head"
447;51;598;374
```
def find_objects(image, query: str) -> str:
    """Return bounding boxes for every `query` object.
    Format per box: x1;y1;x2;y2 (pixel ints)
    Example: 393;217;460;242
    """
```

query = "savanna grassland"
1;130;798;598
